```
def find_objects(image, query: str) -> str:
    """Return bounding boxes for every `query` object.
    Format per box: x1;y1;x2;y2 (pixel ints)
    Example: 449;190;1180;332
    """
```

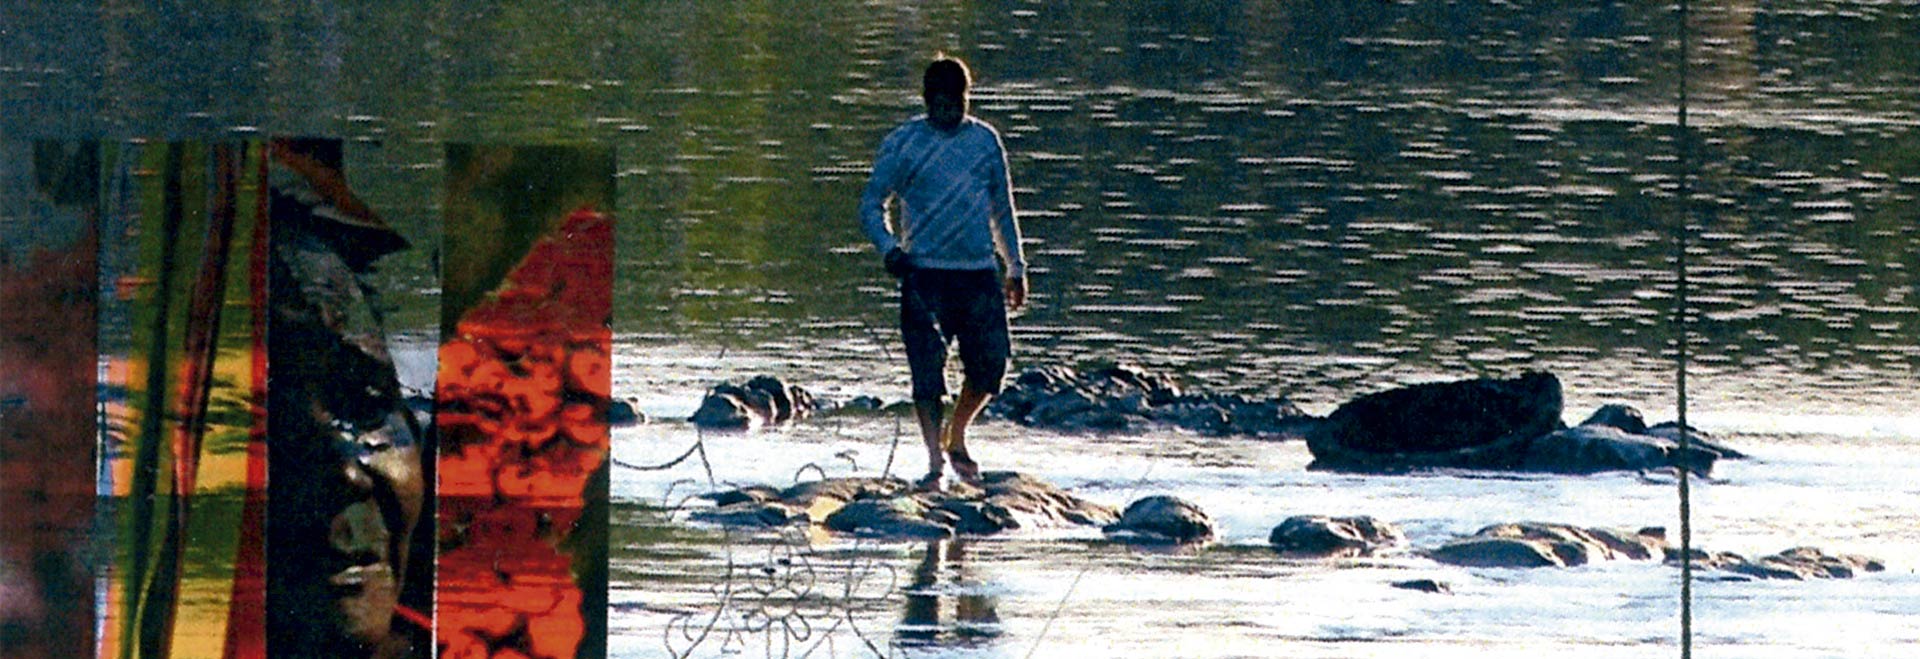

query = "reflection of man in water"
860;55;1029;491
901;539;1002;646
265;139;428;658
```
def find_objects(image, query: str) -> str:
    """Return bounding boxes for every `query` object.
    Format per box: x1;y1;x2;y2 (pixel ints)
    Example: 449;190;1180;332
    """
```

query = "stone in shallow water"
688;375;816;428
987;363;1314;437
688;501;802;527
1428;522;1669;568
1676;546;1886;581
1306;373;1740;475
1522;425;1719;476
824;498;954;539
692;472;1115;540
1268;515;1404;557
1391;579;1451;594
1102;495;1216;545
1311;371;1564;458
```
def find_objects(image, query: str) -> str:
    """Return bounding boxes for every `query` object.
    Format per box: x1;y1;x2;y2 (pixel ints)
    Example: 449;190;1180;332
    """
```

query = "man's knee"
960;354;1007;396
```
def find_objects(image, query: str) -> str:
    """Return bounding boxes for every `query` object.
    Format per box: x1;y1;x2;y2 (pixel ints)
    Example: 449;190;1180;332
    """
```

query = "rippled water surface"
9;1;1919;657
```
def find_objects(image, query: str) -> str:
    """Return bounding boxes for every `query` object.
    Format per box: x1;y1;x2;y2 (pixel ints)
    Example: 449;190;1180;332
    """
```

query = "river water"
601;2;1919;657
8;1;1919;657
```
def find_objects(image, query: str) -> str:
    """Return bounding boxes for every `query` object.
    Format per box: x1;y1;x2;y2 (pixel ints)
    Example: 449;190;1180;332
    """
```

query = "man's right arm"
858;130;904;256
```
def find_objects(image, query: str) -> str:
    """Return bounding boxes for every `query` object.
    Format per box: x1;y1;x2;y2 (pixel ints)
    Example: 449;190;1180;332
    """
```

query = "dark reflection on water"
897;539;1003;650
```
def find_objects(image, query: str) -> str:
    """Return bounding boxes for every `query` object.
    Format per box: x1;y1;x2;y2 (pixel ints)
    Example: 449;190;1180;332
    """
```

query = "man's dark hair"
923;56;971;97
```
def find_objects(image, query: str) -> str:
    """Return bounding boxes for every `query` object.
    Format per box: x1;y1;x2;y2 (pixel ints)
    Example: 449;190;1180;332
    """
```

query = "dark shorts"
900;268;1010;404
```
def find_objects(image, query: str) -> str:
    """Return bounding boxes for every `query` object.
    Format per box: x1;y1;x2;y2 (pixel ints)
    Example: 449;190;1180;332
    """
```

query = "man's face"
924;89;967;132
267;227;428;658
325;410;424;650
273;382;425;658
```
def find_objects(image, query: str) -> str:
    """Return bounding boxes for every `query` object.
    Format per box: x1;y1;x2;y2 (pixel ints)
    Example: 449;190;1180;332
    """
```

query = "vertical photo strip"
1;140;101;659
435;144;614;659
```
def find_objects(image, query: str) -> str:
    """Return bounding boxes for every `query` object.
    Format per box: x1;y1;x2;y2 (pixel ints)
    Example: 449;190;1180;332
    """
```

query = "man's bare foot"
946;446;982;485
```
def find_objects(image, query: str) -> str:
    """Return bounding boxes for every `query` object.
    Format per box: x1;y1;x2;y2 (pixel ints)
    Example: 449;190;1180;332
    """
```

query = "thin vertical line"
1675;1;1695;658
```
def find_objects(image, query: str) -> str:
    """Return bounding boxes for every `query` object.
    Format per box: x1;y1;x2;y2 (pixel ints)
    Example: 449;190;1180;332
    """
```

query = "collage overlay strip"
0;139;613;659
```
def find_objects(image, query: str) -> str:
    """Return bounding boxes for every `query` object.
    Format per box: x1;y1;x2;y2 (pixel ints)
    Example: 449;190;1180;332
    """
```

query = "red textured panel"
436;198;611;659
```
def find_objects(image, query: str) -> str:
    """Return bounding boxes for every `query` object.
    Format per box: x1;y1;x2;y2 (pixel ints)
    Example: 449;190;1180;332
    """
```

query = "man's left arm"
985;132;1028;310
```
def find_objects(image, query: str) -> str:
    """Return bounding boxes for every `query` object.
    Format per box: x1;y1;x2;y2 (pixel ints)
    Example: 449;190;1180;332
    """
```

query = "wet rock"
1103;495;1216;545
1522;425;1719;476
1644;422;1747;460
988;363;1316;438
1428;522;1669;568
1268;515;1404;557
704;484;782;507
1429;536;1570;568
1307;372;1564;472
840;395;884;412
1579;404;1648;434
609;398;645;426
1391;579;1451;594
964;471;1122;529
688;375;816;428
1581;403;1745;460
694;472;1114;540
689;501;801;527
825;498;955;539
1307;374;1730;475
1675;547;1886;581
688;385;762;428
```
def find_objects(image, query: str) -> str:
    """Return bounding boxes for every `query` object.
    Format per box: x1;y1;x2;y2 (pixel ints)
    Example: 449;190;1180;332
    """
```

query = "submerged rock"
609;398;645;426
1268;515;1405;557
1675;546;1886;581
693;471;1116;540
689;375;817;428
1428;522;1669;568
1307;373;1738;475
1522;425;1719;475
1580;403;1746;460
1391;579;1451;594
1102;495;1216;545
689;501;803;527
987;363;1318;438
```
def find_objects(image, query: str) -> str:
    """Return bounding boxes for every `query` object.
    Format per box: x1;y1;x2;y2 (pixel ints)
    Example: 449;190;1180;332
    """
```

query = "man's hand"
884;248;913;278
1004;275;1028;311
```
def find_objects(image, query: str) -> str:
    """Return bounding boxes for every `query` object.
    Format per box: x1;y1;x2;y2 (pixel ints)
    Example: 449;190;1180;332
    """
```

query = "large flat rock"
694;472;1117;540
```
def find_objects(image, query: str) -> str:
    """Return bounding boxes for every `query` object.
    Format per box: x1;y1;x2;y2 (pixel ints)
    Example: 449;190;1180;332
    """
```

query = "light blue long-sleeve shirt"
858;115;1026;278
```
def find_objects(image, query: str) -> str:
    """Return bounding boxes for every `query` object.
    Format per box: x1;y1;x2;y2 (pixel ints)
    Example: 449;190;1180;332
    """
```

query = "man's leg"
915;398;945;480
941;384;992;482
901;271;950;487
944;270;1011;484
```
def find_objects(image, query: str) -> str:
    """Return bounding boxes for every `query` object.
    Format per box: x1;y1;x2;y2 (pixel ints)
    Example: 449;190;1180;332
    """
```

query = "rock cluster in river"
693;472;1118;539
1420;522;1882;581
1306;372;1742;475
689;375;818;428
986;364;1319;437
689;476;1882;580
1675;546;1886;581
1427;522;1669;568
679;368;1747;477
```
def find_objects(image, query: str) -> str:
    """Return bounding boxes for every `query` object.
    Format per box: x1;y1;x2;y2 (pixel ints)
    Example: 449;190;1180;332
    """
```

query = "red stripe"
222;141;271;659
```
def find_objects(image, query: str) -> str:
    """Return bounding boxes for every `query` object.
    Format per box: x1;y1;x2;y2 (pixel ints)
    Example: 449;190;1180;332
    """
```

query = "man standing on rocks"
859;55;1028;490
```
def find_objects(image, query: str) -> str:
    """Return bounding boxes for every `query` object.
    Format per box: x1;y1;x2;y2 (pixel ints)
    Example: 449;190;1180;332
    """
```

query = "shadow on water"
896;539;1004;651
